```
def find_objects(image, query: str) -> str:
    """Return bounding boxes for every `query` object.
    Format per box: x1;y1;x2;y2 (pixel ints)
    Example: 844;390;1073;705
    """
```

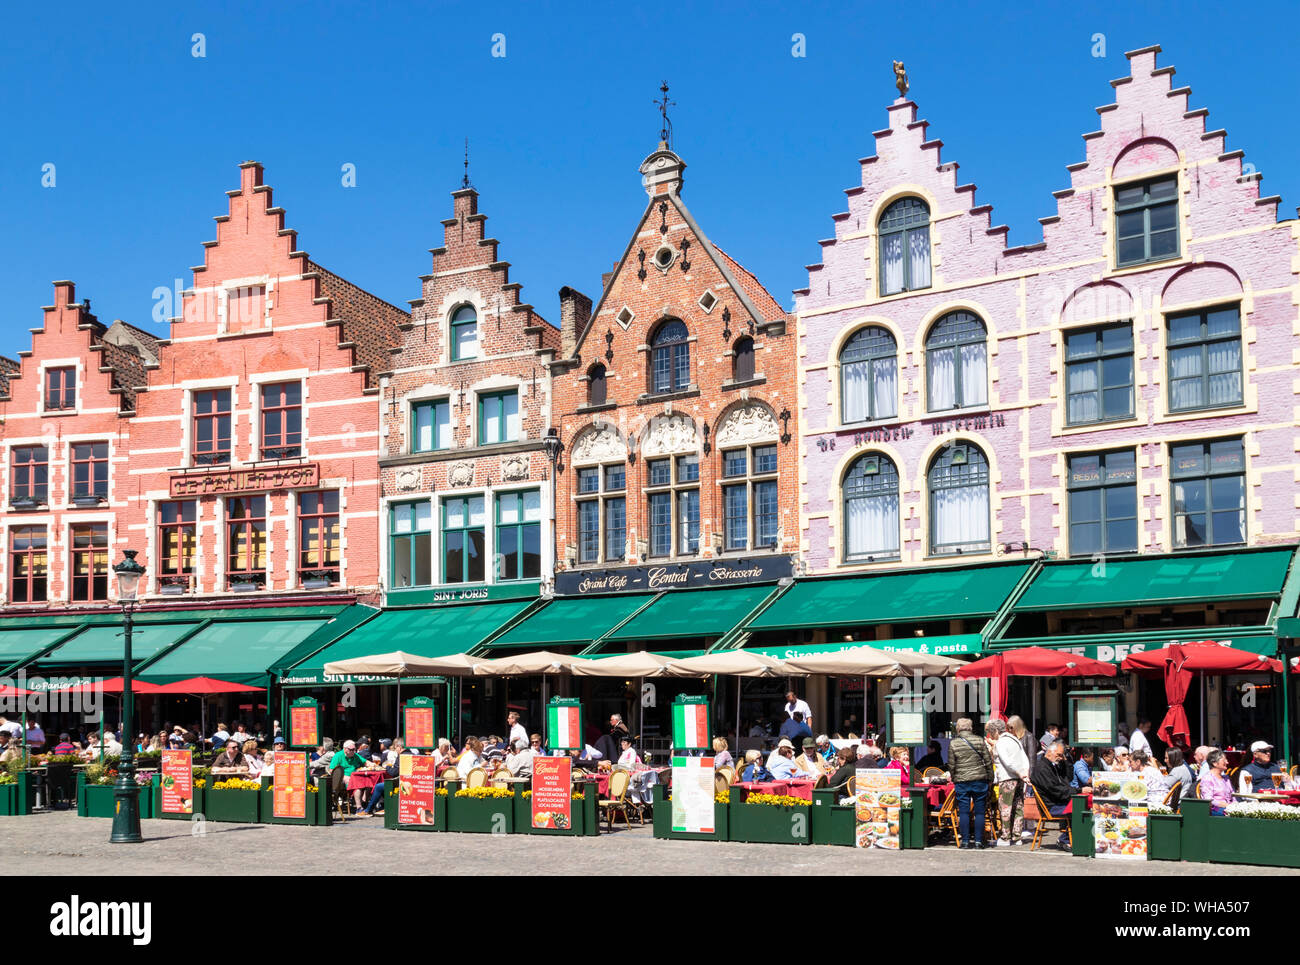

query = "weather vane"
462;137;472;189
655;81;675;149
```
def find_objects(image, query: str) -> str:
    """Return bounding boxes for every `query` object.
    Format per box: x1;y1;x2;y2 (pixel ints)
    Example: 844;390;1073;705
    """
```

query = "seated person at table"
1039;723;1062;752
0;734;18;765
741;749;773;783
617;735;642;769
795;738;827;777
432;738;454;770
778;712;813;746
355;740;375;765
1165;748;1195;804
1030;741;1076;849
51;732;77;755
1097;748;1115;771
244;741;264;780
1130;750;1168;806
456;737;485;779
362;738;408;815
328;739;368;784
310;739;335;778
711;737;734;770
769;739;818;781
211;740;248;776
825;747;858;792
568;743;604;763
883;746;911;785
528;734;548;758
505;737;534;777
1071;748;1094;791
81;731;122;762
1198;749;1235;815
913;740;945;775
1110;747;1131;772
1240;741;1282;792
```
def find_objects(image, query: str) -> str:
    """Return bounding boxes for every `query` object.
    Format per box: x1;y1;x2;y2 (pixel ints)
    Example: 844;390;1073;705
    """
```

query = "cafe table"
919;781;954;809
347;769;387;793
737;779;816;802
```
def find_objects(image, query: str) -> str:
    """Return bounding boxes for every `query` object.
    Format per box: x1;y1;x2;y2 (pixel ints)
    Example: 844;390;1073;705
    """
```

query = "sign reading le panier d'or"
555;555;793;596
169;462;320;498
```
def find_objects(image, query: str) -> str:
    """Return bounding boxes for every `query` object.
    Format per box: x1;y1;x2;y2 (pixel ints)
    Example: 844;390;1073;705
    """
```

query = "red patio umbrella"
0;683;31;697
956;647;1117;721
50;677;164;694
149;677;265;694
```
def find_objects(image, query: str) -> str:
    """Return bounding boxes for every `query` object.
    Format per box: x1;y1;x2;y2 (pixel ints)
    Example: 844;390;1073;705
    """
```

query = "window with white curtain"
927;443;990;556
926;312;987;411
1065;323;1134;426
1171;438;1245;549
878;198;931;296
1167;305;1242;412
843;453;900;562
839;327;897;424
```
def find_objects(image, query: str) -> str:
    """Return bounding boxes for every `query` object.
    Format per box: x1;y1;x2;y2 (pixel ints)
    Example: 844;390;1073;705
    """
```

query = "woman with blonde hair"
243;739;264;780
711;736;733;769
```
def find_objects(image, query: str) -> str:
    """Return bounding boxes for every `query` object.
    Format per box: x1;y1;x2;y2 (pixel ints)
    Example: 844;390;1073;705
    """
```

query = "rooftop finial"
655;81;675;149
893;60;909;98
462;137;472;189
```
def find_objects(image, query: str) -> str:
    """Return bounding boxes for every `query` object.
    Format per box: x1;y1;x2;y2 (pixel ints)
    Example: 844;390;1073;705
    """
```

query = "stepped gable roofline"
305;259;409;391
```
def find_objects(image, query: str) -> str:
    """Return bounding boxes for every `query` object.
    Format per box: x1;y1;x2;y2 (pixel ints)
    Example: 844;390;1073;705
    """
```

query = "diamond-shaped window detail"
615;306;635;329
697;290;718;314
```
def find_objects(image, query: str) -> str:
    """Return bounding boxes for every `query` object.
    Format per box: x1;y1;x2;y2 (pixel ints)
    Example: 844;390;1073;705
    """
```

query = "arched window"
587;364;607;406
450;305;478;361
839;326;897;423
926;311;987;410
878;197;931;296
927;442;990;556
732;337;755;382
651;319;690;394
843;453;900;562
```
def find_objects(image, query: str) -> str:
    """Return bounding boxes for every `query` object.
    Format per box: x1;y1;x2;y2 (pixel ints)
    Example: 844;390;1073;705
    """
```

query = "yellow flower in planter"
454;786;513;799
211;778;260;791
744;793;810;808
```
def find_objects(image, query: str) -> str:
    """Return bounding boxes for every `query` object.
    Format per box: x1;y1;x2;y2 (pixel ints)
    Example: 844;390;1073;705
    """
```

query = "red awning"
1120;640;1283;676
956;646;1117;679
150;676;265;694
0;683;31;697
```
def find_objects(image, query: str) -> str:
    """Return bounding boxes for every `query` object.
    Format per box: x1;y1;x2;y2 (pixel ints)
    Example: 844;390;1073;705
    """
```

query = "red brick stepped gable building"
549;142;799;588
125;161;406;603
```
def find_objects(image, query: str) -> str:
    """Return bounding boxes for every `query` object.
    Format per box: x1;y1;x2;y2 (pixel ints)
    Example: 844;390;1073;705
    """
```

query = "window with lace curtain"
843;453;900;562
1064;323;1134;426
839;327;897;424
927;443;990;556
1166;305;1241;412
926;312;987;411
878;198;931;296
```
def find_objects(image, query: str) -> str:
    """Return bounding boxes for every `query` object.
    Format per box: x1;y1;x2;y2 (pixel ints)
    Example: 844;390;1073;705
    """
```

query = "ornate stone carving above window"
448;461;475;488
571;424;626;464
501;453;530;480
715;402;779;447
641;414;699;456
395;467;422;492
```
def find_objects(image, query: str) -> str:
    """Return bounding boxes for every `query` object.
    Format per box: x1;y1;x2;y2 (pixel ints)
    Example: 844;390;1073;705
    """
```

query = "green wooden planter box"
0;773;35;816
810;789;854;846
256;777;327;825
156;784;205;821
1147;813;1182;861
1070;796;1092;857
522;786;599;836
382;780;448;831
726;786;811;845
901;790;926;850
650;784;729;841
79;778;121;818
446;789;514;834
45;763;77;810
203;787;260;824
1205;813;1300;868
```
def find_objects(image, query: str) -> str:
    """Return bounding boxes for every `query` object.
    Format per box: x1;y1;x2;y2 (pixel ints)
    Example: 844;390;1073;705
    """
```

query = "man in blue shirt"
1240;741;1282;791
778;712;813;746
1070;748;1094;791
768;739;818;780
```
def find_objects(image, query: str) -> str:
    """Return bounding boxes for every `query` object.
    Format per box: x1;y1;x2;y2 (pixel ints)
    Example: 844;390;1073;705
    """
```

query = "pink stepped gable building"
796;45;1299;575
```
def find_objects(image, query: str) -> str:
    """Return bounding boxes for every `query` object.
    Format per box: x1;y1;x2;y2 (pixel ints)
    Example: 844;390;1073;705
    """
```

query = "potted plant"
0;758;35;816
726;786;811;845
446;785;514;834
77;765;120;818
203;777;260;823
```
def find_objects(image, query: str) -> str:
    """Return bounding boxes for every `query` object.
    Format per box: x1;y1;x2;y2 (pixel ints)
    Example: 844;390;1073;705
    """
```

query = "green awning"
0;627;89;674
33;622;205;669
279;599;533;686
746;563;1032;632
137;618;334;685
487;594;657;650
603;585;775;643
748;633;983;660
1014;548;1294;612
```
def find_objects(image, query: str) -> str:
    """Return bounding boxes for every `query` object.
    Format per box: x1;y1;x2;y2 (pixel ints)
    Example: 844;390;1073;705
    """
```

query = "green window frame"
925;312;987;411
1067;450;1138;557
1064;323;1134;426
412;398;451;453
1166;305;1242;413
495;489;542;582
839;326;897;424
1170;438;1245;550
478;390;519;445
450;305;478;361
1114;176;1179;268
877;197;931;296
389;501;432;588
442;495;486;584
927;443;990;557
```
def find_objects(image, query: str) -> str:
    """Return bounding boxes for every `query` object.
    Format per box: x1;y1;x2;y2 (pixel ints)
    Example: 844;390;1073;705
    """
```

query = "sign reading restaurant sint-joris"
169;462;320;497
556;555;793;596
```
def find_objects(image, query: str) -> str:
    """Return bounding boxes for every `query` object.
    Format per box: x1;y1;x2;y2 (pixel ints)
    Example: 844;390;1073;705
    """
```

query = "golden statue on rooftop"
894;60;908;98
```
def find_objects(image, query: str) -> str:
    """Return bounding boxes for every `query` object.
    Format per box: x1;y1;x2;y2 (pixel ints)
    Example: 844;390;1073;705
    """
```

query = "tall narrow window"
732;337;755;383
479;390;519;445
450;305;478;361
928;443;990;556
298;491;340;586
45;367;76;411
226;496;267;589
71;442;109;504
1115;176;1179;268
1067;450;1138;557
651;320;691;394
926;312;987;411
496;490;542;581
1065;324;1134;425
70;523;109;602
158;501;196;589
389;502;432;588
840;327;897;424
443;495;486;583
260;382;303;459
227;285;266;332
9;526;47;603
1167;305;1242;412
1171;438;1245;549
843;453;900;562
878;197;931;296
587;365;607;407
10;446;49;506
576;464;625;563
192;389;232;465
412;399;452;452
646;453;699;558
722;444;779;552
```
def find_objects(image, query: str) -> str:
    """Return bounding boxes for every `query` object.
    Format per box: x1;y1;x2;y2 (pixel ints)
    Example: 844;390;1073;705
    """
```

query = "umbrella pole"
735;677;741;752
1281;660;1291;765
1201;675;1206;746
396;680;401;737
862;676;867;740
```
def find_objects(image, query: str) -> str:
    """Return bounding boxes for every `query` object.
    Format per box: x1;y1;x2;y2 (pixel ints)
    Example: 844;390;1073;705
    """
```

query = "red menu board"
289;705;318;748
273;751;307;819
398;755;437;826
404;706;434;750
160;749;193;815
531;756;573;830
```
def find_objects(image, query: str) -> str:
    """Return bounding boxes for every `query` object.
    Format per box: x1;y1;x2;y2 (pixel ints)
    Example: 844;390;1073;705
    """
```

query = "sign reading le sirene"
555;555;793;596
169;463;320;497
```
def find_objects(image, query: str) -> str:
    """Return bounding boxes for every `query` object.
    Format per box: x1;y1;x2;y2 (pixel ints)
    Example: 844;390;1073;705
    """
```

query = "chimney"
558;286;592;359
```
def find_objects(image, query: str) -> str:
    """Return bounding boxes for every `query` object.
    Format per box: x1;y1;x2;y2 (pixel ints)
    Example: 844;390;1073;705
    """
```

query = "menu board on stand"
671;696;710;752
531;756;573;830
273;750;307;819
854;767;902;850
671;756;716;834
403;696;436;751
547;697;583;752
288;696;320;750
1090;774;1149;860
886;695;927;747
160;749;193;815
398;755;438;827
1068;689;1119;747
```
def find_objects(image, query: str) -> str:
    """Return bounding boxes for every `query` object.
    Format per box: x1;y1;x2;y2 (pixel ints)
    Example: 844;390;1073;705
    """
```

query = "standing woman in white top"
993;718;1030;847
456;737;484;780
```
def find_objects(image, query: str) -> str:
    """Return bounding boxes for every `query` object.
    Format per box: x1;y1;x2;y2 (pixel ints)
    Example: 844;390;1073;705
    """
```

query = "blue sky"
1;1;1296;349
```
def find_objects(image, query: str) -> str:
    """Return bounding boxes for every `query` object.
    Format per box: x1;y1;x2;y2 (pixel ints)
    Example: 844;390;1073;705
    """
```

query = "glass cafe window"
1067;450;1138;557
1171;438;1245;549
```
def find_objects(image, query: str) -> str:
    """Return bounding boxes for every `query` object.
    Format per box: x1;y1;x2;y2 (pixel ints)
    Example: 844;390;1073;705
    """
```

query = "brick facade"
550;144;799;571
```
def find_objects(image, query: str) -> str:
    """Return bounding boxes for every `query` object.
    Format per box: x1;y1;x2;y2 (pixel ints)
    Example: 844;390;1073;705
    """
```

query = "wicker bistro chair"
713;771;730;797
1162;782;1183;811
717;766;736;786
491;768;513;788
329;767;352;819
1026;784;1071;852
930;788;958;838
465;766;488;789
922;767;946;782
599;768;634;831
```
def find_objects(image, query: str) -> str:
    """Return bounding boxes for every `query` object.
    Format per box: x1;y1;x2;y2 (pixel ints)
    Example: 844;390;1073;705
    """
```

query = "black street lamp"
110;549;146;844
542;428;563;590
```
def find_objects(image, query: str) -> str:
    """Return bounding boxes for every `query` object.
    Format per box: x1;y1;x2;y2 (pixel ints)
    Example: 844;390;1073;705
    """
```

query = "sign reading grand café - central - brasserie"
555;555;793;596
169;462;320;497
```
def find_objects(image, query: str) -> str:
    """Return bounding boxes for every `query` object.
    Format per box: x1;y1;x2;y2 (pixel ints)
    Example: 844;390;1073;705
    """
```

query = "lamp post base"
109;774;143;844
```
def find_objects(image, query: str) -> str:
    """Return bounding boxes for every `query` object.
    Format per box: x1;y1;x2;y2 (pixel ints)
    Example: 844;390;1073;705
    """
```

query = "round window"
654;246;675;269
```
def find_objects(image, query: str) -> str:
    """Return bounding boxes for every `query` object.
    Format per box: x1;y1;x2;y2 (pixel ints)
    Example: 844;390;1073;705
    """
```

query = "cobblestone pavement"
3;812;1296;875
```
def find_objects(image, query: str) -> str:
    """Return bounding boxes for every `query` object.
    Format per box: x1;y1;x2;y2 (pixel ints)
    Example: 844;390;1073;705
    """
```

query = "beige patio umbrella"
568;652;692;677
782;647;963;678
323;651;489;678
475;650;583;676
671;650;796;678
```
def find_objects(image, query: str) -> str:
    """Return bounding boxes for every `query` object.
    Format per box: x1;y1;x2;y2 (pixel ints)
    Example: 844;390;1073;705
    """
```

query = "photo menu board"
160;749;193;815
855;768;902;851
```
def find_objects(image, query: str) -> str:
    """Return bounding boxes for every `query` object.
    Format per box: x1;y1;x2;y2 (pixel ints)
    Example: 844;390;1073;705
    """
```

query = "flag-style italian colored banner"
671;756;715;834
548;702;582;751
673;700;709;750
